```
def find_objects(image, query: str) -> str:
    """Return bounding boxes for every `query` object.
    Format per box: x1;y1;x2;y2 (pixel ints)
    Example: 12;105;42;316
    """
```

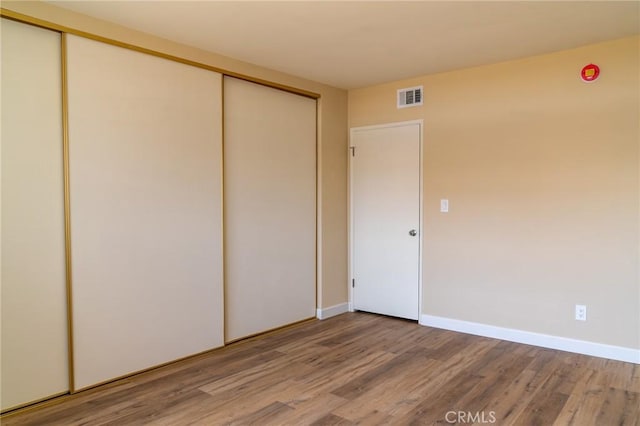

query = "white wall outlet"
575;304;587;321
440;199;449;213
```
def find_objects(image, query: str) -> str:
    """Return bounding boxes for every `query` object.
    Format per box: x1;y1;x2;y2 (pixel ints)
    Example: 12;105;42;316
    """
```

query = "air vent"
397;86;423;108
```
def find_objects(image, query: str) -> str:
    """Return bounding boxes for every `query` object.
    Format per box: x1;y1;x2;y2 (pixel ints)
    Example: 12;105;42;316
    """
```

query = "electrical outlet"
575;304;587;321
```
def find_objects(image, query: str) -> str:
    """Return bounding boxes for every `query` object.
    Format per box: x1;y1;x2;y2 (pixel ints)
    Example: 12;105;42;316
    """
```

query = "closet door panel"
224;77;316;341
1;19;68;410
66;35;223;390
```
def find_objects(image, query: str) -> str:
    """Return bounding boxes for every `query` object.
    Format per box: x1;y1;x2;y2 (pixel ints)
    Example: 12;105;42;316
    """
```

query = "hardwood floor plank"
344;410;395;425
335;337;500;421
420;332;479;362
592;359;640;393
288;350;398;397
515;391;570;426
227;401;295;426
632;365;640;394
278;393;350;425
552;368;602;426
494;352;572;425
400;371;486;425
595;388;640;426
2;312;637;426
178;379;298;425
196;350;314;395
98;389;215;426
310;413;354;426
487;368;540;424
330;357;442;421
330;347;430;400
450;348;536;417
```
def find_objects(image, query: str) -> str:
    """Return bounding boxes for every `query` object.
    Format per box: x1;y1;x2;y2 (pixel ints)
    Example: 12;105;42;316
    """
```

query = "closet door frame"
0;18;73;412
0;9;320;413
224;76;319;343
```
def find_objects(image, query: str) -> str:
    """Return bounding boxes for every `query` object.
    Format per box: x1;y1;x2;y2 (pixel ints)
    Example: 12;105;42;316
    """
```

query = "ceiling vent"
397;86;423;108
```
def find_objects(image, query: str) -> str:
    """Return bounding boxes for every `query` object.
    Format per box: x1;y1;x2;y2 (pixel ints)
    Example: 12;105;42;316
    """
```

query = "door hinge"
352;278;355;288
349;146;356;157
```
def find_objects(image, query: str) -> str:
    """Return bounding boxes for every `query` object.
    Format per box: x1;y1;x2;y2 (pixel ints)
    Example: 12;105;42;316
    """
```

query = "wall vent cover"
397;86;423;108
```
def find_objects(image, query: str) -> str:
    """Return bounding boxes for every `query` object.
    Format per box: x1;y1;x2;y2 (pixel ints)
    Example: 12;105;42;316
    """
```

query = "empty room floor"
3;312;638;425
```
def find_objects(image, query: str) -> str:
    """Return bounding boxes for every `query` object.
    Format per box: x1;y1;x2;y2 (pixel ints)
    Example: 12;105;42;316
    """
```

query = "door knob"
409;229;417;236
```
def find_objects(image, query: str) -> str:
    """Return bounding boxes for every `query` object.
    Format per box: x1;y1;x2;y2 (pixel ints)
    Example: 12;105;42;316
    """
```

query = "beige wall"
349;36;639;349
318;94;349;307
2;1;348;310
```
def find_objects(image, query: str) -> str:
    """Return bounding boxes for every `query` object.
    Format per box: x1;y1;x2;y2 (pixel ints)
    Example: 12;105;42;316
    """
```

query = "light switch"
440;199;449;213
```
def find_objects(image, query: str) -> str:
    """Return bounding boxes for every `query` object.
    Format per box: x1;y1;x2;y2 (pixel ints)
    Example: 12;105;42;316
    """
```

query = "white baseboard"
420;314;640;364
316;303;350;320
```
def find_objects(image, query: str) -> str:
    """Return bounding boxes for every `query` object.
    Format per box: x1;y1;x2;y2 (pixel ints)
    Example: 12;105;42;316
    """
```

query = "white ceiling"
49;1;639;89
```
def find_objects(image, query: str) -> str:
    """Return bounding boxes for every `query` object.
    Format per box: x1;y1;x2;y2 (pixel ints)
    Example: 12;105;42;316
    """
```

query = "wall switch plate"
575;304;587;321
440;199;449;213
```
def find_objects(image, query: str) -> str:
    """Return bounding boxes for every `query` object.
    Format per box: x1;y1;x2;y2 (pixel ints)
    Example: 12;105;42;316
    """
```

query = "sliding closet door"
224;77;316;341
66;35;224;390
1;19;68;410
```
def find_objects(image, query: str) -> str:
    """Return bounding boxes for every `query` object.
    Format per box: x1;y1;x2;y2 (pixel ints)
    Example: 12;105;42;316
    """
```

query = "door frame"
348;119;424;319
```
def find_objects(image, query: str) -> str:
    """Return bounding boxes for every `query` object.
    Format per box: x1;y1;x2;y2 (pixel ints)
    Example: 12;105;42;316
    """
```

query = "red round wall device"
581;64;600;82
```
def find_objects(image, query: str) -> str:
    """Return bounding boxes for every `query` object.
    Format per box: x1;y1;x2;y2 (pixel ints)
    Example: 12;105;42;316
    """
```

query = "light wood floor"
3;312;639;425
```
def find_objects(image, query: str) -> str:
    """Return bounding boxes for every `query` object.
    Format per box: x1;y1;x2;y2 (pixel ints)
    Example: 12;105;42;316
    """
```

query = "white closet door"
224;77;316;341
1;19;68;410
66;35;224;390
